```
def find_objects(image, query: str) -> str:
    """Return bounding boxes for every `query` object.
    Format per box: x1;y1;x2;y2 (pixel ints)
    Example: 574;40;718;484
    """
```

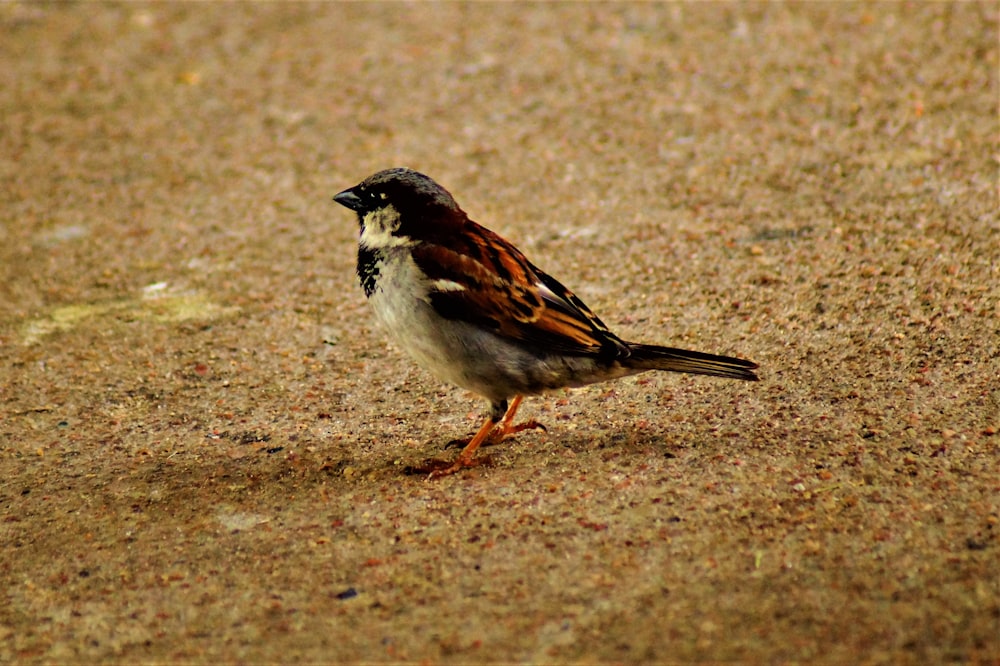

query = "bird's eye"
361;189;386;206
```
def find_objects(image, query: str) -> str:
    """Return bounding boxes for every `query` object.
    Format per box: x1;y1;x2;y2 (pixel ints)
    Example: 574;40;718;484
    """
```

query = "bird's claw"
442;420;547;450
403;454;492;479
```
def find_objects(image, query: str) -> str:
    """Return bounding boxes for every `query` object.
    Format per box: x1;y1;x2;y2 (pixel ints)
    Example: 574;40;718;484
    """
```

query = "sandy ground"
1;2;998;663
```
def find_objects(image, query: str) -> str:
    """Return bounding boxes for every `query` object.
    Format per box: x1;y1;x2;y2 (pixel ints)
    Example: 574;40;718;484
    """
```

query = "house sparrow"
333;167;758;478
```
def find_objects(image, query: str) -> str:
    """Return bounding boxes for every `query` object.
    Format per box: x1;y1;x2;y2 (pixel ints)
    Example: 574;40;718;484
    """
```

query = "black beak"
333;188;364;212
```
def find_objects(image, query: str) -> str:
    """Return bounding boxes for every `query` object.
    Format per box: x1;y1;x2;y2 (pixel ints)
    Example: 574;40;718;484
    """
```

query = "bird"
333;167;758;478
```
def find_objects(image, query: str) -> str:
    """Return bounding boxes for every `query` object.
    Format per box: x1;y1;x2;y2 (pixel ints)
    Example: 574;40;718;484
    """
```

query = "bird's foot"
443;420;547;450
422;397;544;480
404;453;492;479
503;419;547;437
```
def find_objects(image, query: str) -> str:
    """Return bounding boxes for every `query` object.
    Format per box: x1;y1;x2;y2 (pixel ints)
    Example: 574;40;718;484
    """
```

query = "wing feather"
411;225;629;360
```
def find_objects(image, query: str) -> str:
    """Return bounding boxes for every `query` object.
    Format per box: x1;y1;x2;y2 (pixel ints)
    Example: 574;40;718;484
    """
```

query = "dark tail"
625;343;759;381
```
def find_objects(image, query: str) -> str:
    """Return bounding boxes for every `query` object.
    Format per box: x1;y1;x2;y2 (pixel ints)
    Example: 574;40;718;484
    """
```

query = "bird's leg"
422;413;499;480
420;397;546;479
489;395;546;441
443;395;547;450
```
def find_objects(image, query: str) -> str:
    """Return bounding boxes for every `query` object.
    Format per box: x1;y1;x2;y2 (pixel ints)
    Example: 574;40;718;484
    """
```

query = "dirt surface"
2;3;998;663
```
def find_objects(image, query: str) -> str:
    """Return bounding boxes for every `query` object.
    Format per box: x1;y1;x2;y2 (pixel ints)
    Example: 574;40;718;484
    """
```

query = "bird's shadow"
396;419;684;476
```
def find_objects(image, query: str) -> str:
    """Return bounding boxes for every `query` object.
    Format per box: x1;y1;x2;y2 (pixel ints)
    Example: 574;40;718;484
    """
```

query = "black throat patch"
356;246;380;298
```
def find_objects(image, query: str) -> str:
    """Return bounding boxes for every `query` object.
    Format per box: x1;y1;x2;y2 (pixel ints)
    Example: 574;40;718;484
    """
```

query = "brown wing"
411;222;629;361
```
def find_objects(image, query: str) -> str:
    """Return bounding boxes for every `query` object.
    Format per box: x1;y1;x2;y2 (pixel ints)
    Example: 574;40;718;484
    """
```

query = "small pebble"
335;587;358;600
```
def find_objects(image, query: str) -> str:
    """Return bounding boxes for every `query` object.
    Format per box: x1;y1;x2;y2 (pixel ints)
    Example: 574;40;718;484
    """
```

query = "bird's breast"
361;248;435;331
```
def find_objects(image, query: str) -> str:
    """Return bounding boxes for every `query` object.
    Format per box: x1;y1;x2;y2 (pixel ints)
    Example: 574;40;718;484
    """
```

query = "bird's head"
333;168;463;246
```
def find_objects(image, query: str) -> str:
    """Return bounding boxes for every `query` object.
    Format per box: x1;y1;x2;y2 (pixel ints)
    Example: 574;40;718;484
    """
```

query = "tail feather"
625;343;759;381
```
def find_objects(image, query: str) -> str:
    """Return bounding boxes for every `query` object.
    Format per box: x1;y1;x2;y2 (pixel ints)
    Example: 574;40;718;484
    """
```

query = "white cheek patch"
360;204;414;249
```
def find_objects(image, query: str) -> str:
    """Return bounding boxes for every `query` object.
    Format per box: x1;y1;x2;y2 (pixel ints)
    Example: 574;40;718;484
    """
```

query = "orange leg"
491;395;546;441
425;412;499;479
423;396;546;479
